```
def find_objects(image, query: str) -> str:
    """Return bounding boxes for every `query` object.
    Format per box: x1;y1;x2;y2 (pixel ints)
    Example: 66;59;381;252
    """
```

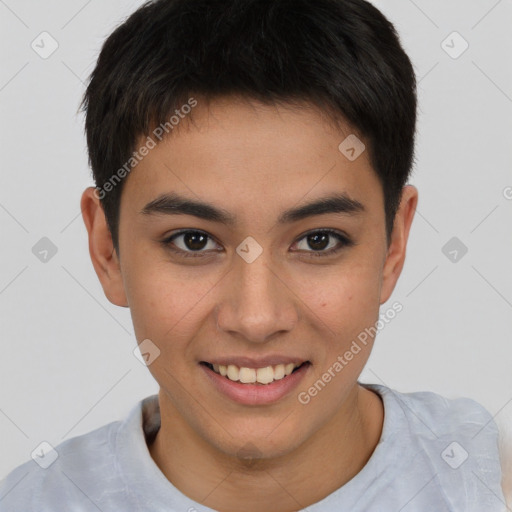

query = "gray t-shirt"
0;383;506;511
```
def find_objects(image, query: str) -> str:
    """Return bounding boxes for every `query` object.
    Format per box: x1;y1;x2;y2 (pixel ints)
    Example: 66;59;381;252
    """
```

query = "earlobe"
379;185;418;304
80;187;129;307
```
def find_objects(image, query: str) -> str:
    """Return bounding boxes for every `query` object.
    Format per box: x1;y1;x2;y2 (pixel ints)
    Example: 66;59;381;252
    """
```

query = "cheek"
125;267;218;391
122;256;218;346
299;260;382;338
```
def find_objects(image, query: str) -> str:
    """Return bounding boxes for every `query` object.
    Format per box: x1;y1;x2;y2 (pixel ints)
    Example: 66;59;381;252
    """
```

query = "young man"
0;0;506;510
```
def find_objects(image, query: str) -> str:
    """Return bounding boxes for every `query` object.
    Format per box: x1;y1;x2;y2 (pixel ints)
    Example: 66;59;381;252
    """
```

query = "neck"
148;384;383;512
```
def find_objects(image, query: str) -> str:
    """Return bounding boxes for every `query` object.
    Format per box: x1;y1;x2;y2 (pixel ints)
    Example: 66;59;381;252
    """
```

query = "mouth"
200;361;310;385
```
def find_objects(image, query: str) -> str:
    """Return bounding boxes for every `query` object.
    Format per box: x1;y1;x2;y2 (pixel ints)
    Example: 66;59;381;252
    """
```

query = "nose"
214;252;299;344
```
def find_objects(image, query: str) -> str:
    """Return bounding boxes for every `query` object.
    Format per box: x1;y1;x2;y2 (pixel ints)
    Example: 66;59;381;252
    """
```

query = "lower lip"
200;362;311;405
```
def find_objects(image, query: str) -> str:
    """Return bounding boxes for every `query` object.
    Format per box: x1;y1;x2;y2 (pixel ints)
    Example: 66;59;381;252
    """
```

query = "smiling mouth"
200;361;310;385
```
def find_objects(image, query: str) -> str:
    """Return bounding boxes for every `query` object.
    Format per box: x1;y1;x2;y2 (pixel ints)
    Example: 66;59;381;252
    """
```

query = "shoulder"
0;419;122;511
365;383;506;510
382;385;496;435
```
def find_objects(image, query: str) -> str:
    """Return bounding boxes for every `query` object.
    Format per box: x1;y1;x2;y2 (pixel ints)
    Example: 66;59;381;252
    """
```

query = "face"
82;96;416;463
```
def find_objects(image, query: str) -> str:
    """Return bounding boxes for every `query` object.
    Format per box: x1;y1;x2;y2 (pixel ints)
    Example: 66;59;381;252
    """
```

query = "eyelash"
160;228;354;259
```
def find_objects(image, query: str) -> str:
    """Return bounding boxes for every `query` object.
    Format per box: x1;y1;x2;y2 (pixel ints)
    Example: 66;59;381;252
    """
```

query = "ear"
80;187;129;307
379;185;418;304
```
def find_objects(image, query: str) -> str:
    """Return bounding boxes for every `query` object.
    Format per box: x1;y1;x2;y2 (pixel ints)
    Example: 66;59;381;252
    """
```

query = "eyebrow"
140;191;365;225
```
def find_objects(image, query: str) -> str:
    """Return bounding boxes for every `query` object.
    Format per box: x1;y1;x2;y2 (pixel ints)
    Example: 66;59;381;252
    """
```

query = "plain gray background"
1;0;511;483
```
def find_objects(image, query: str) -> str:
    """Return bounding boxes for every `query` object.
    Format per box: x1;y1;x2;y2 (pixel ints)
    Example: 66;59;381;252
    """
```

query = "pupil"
308;233;329;251
183;232;330;252
185;232;207;251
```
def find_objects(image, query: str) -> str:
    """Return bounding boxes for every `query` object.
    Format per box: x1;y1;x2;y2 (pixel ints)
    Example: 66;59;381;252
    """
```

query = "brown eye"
161;228;354;260
161;230;220;258
293;229;353;257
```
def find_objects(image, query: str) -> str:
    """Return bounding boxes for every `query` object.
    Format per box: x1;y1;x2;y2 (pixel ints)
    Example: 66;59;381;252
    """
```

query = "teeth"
227;364;239;381
239;367;256;383
273;364;285;380
256;366;274;385
212;362;304;384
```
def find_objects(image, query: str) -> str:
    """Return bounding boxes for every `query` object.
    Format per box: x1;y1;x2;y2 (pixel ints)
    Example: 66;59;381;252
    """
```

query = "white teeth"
213;362;304;384
285;363;295;375
256;366;274;385
227;364;239;381
239;367;256;383
273;364;285;380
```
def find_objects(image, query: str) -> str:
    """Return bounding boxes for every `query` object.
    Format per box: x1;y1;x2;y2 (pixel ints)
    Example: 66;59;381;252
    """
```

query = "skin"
81;96;417;512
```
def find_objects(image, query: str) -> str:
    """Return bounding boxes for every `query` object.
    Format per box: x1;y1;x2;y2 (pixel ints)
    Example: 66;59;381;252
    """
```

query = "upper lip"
201;356;309;368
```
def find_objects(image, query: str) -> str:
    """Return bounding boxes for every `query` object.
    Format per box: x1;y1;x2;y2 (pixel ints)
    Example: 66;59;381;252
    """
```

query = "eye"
161;230;221;258
161;228;354;259
292;229;354;257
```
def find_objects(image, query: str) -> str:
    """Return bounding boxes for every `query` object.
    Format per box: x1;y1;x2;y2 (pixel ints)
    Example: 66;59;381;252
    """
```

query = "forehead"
120;97;383;222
